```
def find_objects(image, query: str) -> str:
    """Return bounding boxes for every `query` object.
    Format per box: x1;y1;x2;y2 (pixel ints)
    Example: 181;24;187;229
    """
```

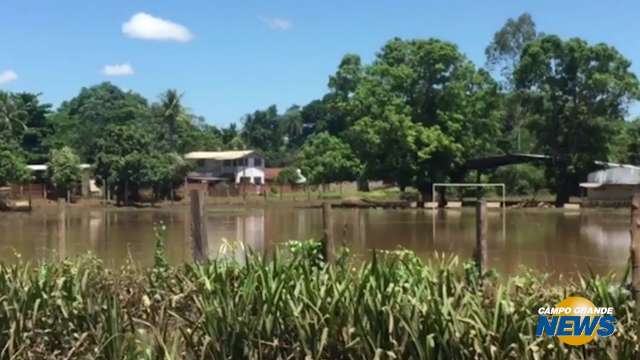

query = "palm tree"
159;89;186;150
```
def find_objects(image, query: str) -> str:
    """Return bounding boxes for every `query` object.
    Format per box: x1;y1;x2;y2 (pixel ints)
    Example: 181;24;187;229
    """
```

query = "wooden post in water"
630;194;640;311
57;198;66;259
322;202;335;263
475;199;488;275
190;189;208;262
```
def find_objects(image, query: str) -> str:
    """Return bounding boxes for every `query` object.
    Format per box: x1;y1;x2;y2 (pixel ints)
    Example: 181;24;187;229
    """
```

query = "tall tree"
14;93;52;163
485;13;539;84
50;82;150;161
515;35;640;205
280;105;304;147
486;13;540;152
349;38;501;202
158;89;188;151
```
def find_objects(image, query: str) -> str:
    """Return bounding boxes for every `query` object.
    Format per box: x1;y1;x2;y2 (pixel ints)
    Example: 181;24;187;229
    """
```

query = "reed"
0;240;636;359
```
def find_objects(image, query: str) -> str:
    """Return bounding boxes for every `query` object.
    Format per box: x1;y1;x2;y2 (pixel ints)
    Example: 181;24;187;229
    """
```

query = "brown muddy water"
0;206;631;278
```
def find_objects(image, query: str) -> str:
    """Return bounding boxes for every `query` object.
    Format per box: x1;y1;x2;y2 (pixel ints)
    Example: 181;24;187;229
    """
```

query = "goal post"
432;183;506;208
431;182;507;242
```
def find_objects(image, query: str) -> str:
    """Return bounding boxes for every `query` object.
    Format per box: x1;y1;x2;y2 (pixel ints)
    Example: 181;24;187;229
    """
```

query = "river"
0;206;630;278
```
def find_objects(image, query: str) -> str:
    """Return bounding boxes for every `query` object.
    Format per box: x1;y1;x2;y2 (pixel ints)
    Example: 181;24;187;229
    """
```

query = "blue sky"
2;1;640;126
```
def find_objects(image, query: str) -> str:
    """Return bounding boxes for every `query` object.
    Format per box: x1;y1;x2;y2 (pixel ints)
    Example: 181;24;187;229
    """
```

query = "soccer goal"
432;183;506;208
431;182;506;242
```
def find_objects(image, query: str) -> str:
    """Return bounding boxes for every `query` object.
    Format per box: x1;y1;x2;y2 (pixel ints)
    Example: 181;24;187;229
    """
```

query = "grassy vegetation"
0;237;636;359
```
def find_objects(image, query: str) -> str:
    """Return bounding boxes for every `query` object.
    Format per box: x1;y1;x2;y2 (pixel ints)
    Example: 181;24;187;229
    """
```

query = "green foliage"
0;144;30;186
284;239;323;267
0;250;635;358
50;82;151;161
485;13;539;83
46;146;81;196
490;164;545;196
0;91;27;134
347;38;501;197
298;132;361;184
516;35;640;205
275;166;301;186
242;105;282;152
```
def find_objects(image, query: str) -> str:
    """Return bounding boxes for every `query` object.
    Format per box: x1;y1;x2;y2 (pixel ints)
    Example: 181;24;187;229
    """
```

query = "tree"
94;124;154;205
280;105;304;147
157;89;192;152
298;132;361;185
50;82;150;161
47;146;81;200
485;13;539;84
276;167;301;186
0;143;29;187
348;38;501;203
242;105;282;151
14;93;53;163
485;13;540;153
515;35;640;205
0;91;27;133
141;153;191;201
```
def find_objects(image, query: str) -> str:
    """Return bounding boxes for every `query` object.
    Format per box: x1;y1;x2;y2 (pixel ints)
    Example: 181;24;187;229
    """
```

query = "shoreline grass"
0;239;636;359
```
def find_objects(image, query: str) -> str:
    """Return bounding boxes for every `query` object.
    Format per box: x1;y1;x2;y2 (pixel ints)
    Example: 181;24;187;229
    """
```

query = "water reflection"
0;207;631;278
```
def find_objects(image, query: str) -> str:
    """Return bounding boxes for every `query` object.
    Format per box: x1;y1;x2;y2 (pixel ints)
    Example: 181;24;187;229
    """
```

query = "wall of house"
587;184;640;201
192;156;265;184
235;167;265;184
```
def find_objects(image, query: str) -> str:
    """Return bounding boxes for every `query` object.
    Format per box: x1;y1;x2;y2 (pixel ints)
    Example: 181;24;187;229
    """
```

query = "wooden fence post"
475;199;488;276
630;194;640;310
322;202;335;263
58;199;66;259
190;189;208;262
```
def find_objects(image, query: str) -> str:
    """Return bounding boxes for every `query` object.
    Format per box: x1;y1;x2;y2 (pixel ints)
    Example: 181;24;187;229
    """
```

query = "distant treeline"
2;13;640;205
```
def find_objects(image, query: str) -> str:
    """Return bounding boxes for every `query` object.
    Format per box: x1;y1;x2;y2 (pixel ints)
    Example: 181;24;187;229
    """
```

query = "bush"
489;164;545;196
0;246;635;358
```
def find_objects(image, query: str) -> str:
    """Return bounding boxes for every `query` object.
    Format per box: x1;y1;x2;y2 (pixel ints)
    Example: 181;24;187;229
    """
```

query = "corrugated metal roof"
587;166;640;185
184;150;256;160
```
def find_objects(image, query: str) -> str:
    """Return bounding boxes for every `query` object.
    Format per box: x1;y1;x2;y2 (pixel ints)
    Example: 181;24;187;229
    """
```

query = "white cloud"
259;16;292;31
122;12;193;42
102;63;135;76
0;70;18;85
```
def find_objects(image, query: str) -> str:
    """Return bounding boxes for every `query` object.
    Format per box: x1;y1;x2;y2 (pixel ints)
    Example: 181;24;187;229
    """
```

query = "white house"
184;150;265;185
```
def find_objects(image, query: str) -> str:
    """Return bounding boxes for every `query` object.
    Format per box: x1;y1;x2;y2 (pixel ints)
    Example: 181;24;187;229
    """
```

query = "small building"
263;167;307;193
580;164;640;206
185;150;265;186
22;163;94;198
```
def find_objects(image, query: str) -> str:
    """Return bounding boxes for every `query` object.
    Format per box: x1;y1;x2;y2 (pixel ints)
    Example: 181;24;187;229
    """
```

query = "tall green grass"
0;240;636;359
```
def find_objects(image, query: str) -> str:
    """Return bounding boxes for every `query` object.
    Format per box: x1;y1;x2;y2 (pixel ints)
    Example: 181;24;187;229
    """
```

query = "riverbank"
21;188;580;211
0;243;635;358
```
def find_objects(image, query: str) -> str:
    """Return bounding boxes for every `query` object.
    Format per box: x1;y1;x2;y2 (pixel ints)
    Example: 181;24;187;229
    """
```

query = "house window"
254;177;263;185
196;159;205;168
254;158;263;167
239;176;251;184
223;160;232;166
